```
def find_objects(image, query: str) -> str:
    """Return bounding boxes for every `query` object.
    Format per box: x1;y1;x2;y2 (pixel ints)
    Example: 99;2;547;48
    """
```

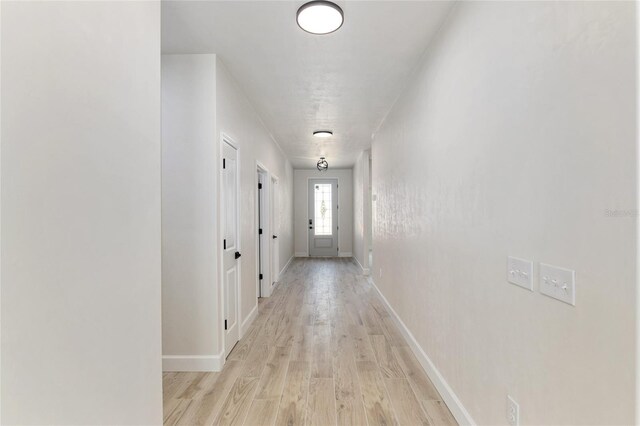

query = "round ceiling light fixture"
297;1;344;35
317;157;329;172
313;130;333;138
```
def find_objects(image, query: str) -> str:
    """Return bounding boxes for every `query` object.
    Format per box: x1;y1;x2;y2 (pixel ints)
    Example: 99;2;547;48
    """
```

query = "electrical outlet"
379;267;383;278
539;263;575;306
507;395;519;426
507;257;533;291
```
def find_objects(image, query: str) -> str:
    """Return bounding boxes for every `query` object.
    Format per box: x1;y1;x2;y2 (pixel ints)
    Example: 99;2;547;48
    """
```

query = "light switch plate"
539;263;575;306
507;257;533;291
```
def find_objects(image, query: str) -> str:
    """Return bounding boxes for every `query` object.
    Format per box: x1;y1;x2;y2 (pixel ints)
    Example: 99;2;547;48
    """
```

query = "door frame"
219;132;241;360
306;177;340;257
255;161;273;298
270;174;280;284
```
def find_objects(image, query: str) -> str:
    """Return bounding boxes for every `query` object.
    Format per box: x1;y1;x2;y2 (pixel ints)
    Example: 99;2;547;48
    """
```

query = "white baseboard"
280;255;294;276
297;252;352;258
353;256;370;275
368;277;475;426
241;303;259;337
162;352;223;372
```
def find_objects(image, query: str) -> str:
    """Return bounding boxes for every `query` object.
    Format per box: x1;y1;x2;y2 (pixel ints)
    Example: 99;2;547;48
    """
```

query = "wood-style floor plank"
274;360;310;426
356;360;398;426
171;360;244;425
421;400;457;425
162;258;457;426
243;398;280;426
164;399;192;426
306;378;336;426
370;334;405;379
334;355;368;426
215;376;260;426
384;378;430;426
393;345;441;401
255;346;292;399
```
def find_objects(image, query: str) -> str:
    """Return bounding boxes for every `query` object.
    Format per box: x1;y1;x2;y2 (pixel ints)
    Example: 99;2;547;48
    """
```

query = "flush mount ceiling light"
313;130;333;138
317;157;329;171
297;1;344;35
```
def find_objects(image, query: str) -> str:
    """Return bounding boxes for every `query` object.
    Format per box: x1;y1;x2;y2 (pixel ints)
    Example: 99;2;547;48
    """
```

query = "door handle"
235;251;241;260
272;235;278;239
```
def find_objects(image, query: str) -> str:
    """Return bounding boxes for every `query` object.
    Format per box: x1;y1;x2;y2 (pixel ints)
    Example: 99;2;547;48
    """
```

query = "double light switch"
507;257;576;306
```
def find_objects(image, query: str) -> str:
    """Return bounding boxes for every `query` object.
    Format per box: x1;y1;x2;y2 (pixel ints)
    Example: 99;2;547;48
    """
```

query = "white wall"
216;58;294;340
294;168;353;257
162;55;219;367
161;55;294;368
1;2;162;423
372;2;636;424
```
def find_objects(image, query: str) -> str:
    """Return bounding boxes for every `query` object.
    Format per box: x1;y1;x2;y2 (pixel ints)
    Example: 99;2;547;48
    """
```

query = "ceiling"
162;1;454;168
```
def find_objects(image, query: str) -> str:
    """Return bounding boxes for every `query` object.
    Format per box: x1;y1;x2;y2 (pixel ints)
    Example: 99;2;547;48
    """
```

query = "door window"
314;183;333;236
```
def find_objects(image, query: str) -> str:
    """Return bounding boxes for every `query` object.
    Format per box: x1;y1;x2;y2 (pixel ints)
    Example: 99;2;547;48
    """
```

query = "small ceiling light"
317;157;329;171
313;130;333;138
297;1;344;35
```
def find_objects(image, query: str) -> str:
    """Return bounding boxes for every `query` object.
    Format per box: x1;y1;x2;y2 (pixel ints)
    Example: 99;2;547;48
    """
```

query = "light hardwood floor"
163;258;457;426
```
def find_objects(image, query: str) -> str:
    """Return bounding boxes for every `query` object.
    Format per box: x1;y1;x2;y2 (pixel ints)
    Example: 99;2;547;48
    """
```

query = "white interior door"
308;179;338;257
271;177;279;283
222;139;240;358
257;171;268;298
257;172;263;297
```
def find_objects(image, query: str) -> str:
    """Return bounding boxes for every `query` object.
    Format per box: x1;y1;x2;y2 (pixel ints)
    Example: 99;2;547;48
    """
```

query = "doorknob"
235;251;241;259
272;235;278;239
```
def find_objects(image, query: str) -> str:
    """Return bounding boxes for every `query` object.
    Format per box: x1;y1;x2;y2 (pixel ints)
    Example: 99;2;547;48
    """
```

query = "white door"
271;177;279;284
257;172;266;297
222;140;240;358
308;179;338;256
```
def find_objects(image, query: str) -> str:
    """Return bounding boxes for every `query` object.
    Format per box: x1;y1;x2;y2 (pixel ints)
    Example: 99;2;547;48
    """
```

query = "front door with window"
308;179;338;256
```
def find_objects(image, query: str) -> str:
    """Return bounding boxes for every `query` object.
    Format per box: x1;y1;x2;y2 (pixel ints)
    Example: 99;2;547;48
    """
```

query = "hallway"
163;258;456;426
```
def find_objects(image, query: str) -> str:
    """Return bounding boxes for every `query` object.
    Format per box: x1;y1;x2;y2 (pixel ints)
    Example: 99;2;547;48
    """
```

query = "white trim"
163;352;224;372
280;255;294;276
295;252;309;257
368;277;476;426
338;252;353;257
353;256;370;275
240;303;259;337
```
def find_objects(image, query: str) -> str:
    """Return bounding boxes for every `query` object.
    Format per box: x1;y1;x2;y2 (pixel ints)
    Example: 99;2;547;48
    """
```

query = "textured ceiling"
162;1;454;168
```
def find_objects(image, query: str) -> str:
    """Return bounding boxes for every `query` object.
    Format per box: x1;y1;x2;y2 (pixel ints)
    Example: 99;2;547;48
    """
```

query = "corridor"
2;1;636;423
163;258;456;425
